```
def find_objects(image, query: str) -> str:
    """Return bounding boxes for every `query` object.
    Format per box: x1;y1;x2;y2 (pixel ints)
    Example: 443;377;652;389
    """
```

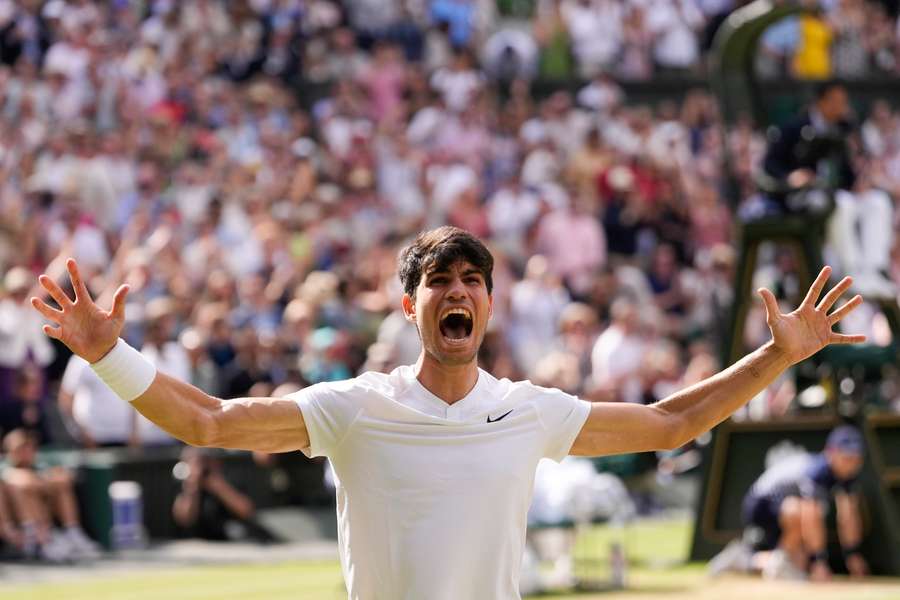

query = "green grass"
574;515;691;567
5;518;900;599
1;517;692;600
1;561;347;600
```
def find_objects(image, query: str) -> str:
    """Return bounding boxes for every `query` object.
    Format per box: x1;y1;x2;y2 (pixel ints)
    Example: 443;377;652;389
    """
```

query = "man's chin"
438;352;477;366
430;339;478;366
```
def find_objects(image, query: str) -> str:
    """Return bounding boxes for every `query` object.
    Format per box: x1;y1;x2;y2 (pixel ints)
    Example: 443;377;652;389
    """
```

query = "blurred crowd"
1;2;900;562
1;0;900;450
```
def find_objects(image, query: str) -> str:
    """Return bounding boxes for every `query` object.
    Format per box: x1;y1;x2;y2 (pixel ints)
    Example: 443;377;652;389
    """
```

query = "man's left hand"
758;266;865;365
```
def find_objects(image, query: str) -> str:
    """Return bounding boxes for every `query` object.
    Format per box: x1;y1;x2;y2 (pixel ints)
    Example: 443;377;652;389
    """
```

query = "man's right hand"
30;258;130;364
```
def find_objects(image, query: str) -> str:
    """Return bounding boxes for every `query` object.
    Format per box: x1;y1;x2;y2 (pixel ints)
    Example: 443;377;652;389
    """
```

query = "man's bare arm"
571;341;790;454
572;267;865;456
31;259;309;453
132;372;308;452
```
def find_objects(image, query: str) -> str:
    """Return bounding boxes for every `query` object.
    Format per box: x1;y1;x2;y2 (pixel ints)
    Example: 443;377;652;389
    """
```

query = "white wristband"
90;339;158;402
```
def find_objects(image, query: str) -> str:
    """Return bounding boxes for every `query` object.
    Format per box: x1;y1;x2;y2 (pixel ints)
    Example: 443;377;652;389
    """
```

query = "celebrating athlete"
31;226;865;599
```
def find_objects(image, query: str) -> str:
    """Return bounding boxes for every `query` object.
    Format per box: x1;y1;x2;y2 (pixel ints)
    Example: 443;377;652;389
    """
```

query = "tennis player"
31;226;865;599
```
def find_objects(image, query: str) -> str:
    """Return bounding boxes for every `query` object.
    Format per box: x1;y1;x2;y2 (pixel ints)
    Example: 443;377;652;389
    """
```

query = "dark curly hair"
398;227;494;299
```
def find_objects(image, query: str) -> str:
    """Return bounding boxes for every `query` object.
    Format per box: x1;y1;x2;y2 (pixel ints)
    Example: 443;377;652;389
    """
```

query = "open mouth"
439;307;473;342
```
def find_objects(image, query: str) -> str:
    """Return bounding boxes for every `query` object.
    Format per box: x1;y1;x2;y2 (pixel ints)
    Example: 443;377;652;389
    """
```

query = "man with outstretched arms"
31;226;865;600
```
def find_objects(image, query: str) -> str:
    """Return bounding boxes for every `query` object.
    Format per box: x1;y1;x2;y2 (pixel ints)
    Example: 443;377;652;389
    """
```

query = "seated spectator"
0;266;54;405
0;481;23;557
172;447;276;543
2;429;100;561
0;365;53;446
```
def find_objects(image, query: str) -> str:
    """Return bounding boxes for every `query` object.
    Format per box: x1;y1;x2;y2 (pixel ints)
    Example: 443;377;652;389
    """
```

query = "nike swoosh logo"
486;409;513;423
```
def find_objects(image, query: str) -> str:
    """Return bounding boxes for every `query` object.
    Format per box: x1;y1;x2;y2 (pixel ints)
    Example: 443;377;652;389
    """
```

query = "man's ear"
488;294;493;319
401;293;416;322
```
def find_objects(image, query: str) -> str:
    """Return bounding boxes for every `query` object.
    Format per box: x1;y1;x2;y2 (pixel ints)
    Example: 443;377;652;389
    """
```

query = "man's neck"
414;352;480;405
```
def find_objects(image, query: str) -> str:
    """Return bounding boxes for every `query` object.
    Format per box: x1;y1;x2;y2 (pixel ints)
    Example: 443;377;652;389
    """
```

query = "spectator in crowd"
829;0;868;79
0;365;53;446
481;26;538;82
430;48;483;113
0;480;23;557
0;267;54;404
508;255;571;375
0;0;896;463
553;301;600;385
532;0;573;80
863;2;897;74
559;0;623;78
533;191;607;298
590;297;648;404
646;0;705;73
2;429;100;561
792;3;833;80
619;3;655;80
757;13;801;78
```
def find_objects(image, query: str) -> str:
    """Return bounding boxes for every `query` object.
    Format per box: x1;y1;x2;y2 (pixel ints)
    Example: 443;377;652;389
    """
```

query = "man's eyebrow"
426;267;481;277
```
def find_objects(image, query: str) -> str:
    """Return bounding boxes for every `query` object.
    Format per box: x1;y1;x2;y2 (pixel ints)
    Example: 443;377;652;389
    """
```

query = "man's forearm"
656;341;792;447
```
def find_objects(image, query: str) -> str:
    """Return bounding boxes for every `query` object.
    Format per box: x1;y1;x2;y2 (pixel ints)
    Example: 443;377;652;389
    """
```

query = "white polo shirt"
292;365;591;600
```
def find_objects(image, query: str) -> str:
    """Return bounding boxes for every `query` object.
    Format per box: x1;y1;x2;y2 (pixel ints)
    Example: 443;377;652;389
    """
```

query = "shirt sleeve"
289;382;362;459
534;387;592;463
799;455;832;501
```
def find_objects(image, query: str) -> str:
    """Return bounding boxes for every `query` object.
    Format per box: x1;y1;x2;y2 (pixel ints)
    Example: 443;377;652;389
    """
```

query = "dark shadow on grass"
530;582;693;597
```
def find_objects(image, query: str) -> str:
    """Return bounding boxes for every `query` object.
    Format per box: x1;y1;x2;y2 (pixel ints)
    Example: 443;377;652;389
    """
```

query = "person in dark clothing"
0;366;53;446
759;82;856;210
0;5;52;67
756;82;895;298
710;426;869;581
172;447;277;543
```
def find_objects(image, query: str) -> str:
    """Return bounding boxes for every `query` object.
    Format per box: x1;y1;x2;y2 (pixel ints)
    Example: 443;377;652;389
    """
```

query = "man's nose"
445;277;466;299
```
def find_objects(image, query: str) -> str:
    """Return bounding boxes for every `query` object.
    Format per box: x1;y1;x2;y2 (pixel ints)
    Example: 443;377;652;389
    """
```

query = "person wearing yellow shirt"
793;8;833;80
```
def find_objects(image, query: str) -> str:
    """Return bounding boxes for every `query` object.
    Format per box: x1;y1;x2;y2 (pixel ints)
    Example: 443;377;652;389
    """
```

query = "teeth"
441;307;472;320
